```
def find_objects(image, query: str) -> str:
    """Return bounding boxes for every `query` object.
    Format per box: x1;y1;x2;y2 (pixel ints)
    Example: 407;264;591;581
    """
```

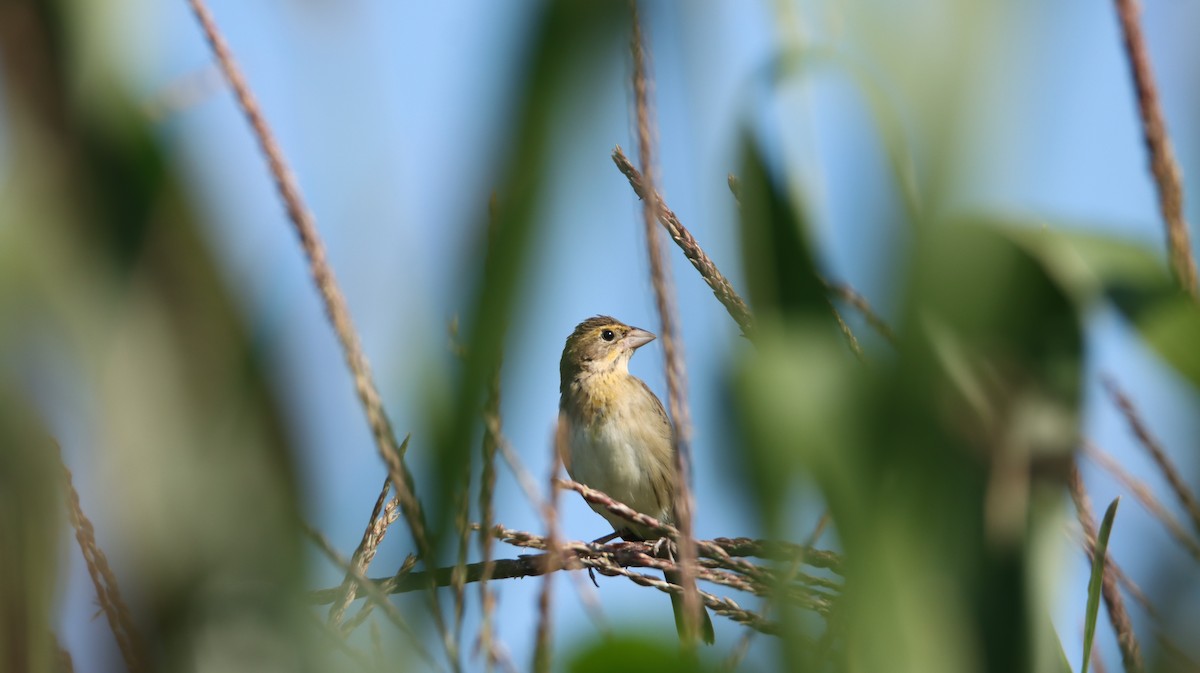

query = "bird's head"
560;315;655;390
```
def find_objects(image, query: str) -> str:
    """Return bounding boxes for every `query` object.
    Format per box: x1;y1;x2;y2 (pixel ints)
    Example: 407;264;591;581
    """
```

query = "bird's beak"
623;327;656;350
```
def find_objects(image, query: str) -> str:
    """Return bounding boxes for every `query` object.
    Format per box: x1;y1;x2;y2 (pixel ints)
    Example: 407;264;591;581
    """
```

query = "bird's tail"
664;569;715;645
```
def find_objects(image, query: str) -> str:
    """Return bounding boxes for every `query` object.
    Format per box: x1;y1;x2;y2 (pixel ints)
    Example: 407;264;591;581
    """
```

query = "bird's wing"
635;377;672;432
632;377;678;527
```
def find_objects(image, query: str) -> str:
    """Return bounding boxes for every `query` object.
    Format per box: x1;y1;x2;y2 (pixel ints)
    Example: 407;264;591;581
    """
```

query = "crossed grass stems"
56;1;1200;672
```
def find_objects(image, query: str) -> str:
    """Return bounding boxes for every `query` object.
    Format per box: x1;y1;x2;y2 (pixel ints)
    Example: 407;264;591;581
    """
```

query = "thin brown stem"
613;147;755;338
452;473;472;672
182;0;451;662
723;508;832;671
309;526;839;597
1069;527;1158;624
829;304;865;360
301;523;439;669
1112;0;1198;298
556;478;804;583
327;468;400;626
533;433;565;673
477;369;502;672
497;435;611;634
822;280;897;345
342;554;417;634
61;458;145;673
1102;377;1200;538
730;171;897;350
1069;462;1144;673
584;563;781;636
308;535;835;638
629;2;703;646
1084;441;1200;563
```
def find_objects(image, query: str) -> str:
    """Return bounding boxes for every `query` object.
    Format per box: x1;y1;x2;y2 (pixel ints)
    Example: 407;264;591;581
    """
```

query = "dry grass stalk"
829;304;865;360
1102;377;1200;538
557;478;789;582
496;434;611;634
628;2;704;646
309;537;792;637
307;522;841;640
1084;441;1200;563
533;432;566;673
728;171;896;350
476;371;502;671
61;461;145;673
723;509;832;671
342;553;416;633
301;523;437;668
353;531;829;602
729;170;902;352
182;1;458;666
1069;462;1145;673
1070;526;1158;623
1112;0;1198;298
328;468;402;626
613;147;755;338
182;0;436;599
822;280;897;345
451;474;472;671
587;561;780;635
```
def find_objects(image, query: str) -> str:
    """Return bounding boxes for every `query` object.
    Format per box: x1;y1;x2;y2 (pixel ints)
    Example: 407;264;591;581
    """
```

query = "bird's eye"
601;329;616;342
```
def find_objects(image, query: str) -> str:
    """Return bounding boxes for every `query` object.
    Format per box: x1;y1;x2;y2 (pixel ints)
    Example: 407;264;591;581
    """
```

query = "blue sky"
30;0;1200;670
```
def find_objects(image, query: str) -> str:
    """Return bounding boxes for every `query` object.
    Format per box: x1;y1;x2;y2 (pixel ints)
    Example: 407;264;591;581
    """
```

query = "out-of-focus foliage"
566;635;715;673
734;131;1084;672
0;398;61;672
0;2;309;671
1010;227;1200;388
3;0;1199;672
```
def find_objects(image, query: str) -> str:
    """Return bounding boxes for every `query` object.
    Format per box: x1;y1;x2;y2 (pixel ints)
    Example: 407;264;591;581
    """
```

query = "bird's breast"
560;375;673;532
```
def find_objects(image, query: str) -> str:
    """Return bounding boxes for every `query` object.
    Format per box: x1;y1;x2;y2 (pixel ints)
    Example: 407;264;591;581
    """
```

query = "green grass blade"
1082;497;1120;673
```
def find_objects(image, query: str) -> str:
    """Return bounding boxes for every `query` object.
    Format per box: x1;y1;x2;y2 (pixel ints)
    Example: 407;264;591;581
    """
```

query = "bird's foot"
650;536;677;561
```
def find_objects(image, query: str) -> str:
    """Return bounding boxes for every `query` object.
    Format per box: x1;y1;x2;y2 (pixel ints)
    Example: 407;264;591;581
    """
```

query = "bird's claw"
650;536;676;560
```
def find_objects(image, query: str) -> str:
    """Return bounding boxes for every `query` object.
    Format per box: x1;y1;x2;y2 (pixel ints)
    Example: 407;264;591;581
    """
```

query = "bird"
558;315;714;644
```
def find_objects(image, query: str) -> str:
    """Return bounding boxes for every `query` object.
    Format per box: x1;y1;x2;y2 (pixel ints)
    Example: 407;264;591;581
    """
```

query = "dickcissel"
558;315;714;644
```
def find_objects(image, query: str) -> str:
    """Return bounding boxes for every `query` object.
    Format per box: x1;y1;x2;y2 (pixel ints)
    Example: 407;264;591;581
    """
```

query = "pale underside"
561;370;675;540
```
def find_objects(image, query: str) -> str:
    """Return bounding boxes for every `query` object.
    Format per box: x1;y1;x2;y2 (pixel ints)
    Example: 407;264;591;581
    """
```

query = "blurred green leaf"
566;634;713;673
735;134;828;320
0;2;310;669
735;324;864;532
1081;497;1120;673
0;397;61;673
732;132;864;669
1124;294;1200;388
1003;227;1173;304
429;0;626;554
1006;226;1200;388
